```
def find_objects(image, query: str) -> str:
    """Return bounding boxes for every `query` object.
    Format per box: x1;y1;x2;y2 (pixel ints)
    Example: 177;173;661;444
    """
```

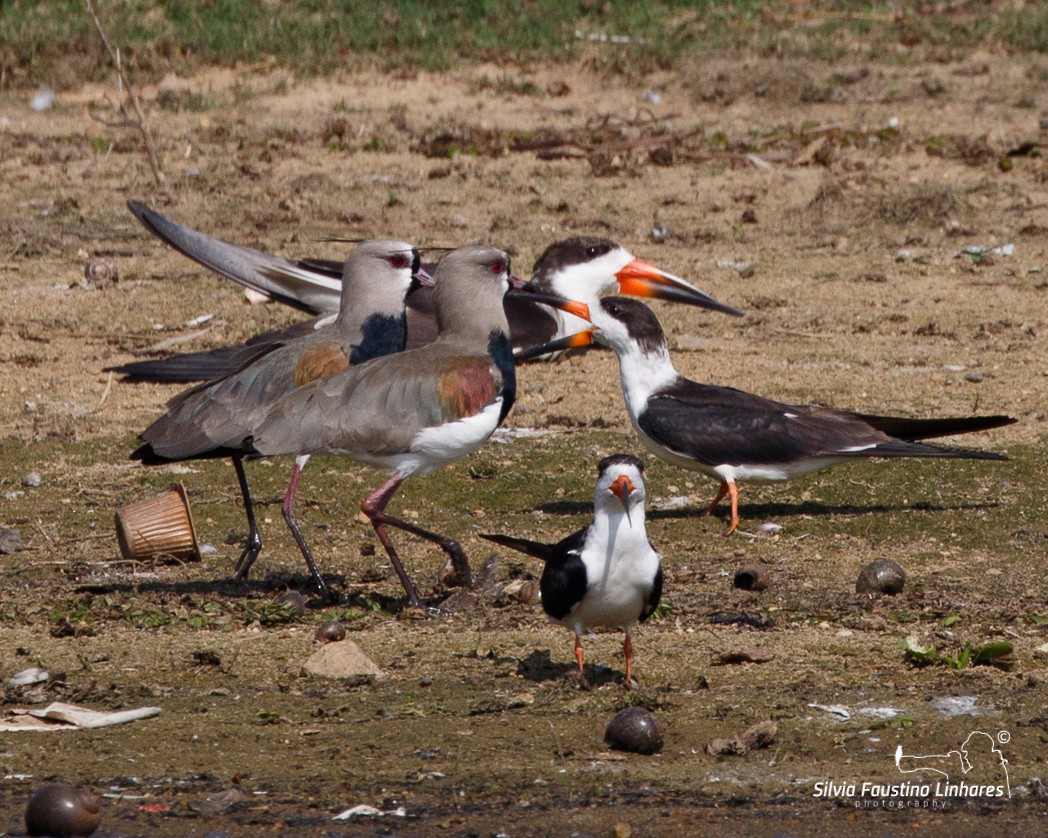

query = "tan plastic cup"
114;483;201;562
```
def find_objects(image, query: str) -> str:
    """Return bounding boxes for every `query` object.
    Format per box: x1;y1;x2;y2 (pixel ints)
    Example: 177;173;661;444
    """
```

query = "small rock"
649;223;670;243
856;559;907;595
192;788;245;816
964;372;984;383
503;578;540;605
81;259;118;289
921;76;946;96
30;87;56;112
21;472;42;488
304;638;384;680
273;590;306;616
0;528;23;554
604;706;665;755
705;720;777;756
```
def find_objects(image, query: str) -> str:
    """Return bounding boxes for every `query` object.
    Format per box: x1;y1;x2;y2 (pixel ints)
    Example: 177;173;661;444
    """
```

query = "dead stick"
83;0;166;188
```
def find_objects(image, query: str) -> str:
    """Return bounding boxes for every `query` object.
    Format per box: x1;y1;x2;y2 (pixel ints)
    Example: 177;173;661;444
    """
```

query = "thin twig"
84;0;166;188
97;370;114;408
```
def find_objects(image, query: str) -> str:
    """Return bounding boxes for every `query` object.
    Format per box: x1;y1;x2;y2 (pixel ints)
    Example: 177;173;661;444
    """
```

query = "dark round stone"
604;706;665;755
315;620;347;644
25;783;101;837
856;559;907;595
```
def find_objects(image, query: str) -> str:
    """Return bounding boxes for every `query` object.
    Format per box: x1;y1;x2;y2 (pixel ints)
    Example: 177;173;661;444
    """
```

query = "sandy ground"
0;51;1046;836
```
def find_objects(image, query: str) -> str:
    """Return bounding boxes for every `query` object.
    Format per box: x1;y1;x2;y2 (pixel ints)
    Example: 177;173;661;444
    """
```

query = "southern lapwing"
131;240;426;594
245;245;591;608
548;297;1016;536
482;454;662;688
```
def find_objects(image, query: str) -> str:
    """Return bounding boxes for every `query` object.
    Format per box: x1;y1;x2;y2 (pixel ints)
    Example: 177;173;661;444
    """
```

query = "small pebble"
516;578;541;605
604;706;665;755
649;223;670;243
0;528;23;554
22;472;42;488
81;259;118;289
315;620;347;644
274;590;306;616
30;87;56;112
856;559;907;595
25;782;101;836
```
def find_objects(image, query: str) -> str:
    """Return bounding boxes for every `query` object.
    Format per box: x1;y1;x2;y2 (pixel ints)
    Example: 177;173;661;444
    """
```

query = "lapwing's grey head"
432;244;513;337
336;239;425;321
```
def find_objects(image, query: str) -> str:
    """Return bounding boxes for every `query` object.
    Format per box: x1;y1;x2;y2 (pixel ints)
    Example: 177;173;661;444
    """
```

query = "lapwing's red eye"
490;260;506;276
389;254;409;269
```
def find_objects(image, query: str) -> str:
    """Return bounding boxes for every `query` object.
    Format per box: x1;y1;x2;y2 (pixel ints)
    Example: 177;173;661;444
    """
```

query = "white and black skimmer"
517;235;741;350
131;240;426;594
481;454;662;688
112;201;741;381
245;245;592;608
539;297;1016;536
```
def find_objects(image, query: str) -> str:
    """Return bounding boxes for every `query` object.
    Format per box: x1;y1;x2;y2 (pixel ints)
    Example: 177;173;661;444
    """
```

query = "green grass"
3;1;1046;91
1;0;759;89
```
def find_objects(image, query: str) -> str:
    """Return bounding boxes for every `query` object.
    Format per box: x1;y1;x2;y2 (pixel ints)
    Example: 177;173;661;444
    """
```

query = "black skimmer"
131;240;426;593
481;454;662;688
541;297;1016;536
112;202;741;382
245;245;592;608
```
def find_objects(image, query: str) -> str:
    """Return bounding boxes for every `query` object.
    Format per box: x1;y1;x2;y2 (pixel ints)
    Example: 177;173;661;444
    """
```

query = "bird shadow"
648;498;1002;523
533;498;1000;522
74;568;348;608
516;649;622;689
533;500;593;516
75;566;486;617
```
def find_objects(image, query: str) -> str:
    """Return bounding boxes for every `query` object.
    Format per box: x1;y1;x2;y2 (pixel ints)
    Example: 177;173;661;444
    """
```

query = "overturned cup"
115;483;200;562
